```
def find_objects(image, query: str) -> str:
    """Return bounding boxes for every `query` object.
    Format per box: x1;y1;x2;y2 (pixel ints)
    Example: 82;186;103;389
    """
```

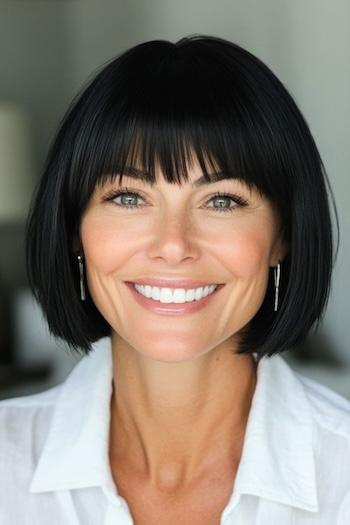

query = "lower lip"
124;282;225;316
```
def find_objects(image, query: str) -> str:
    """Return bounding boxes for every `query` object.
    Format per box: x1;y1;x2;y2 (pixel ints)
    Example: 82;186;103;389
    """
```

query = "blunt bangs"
64;37;297;229
25;34;338;357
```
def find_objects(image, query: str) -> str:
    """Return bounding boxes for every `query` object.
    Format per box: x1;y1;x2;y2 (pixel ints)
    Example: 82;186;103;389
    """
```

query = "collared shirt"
0;336;350;524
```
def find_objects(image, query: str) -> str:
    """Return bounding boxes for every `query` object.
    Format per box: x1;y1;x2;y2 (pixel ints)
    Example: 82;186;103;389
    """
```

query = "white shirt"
1;336;350;524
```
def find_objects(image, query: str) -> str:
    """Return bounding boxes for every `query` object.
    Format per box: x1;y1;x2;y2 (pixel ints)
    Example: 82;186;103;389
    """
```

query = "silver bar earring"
274;262;281;312
77;255;86;301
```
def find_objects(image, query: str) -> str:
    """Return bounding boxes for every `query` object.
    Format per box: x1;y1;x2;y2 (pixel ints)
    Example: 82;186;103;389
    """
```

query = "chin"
138;345;203;363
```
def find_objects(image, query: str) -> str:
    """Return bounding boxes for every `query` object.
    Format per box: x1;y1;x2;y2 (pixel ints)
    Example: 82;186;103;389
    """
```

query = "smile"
124;282;225;316
133;283;218;303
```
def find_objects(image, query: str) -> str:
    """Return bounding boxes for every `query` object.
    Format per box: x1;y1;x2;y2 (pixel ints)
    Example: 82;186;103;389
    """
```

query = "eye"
103;188;248;213
103;188;146;209
206;192;248;213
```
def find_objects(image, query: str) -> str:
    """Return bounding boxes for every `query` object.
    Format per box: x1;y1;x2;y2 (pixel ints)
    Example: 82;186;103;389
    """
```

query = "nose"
147;210;200;264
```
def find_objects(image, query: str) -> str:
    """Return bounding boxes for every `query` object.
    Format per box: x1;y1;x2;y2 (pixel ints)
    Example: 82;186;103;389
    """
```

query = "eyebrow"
117;166;233;187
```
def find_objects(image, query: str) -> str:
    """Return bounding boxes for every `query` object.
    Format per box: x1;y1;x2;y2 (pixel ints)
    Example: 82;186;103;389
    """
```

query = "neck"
109;333;257;492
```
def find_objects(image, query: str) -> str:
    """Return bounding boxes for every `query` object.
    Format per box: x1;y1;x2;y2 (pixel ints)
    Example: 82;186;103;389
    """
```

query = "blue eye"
112;191;143;208
207;192;247;213
104;188;247;213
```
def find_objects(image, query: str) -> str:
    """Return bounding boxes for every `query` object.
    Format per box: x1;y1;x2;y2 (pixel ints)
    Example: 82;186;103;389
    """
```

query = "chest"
113;469;236;525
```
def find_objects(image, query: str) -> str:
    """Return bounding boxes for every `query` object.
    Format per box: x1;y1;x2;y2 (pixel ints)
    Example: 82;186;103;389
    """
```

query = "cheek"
221;225;271;278
80;207;276;279
80;213;138;274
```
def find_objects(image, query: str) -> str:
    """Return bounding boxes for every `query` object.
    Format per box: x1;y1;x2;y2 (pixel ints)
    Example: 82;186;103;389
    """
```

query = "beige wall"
0;0;74;163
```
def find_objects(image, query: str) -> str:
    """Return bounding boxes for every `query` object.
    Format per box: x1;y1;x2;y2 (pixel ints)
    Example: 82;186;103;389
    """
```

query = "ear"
72;231;82;257
269;236;289;268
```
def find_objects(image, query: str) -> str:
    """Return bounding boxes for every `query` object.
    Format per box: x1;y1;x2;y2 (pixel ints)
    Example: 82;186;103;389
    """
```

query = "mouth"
124;281;226;316
125;278;223;289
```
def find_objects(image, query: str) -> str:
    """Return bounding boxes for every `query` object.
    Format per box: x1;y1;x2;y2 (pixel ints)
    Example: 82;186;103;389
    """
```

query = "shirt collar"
29;337;117;497
228;352;319;513
29;338;318;512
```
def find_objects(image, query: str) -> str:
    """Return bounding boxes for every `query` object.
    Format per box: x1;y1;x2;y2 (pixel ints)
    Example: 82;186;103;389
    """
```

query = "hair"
25;34;339;358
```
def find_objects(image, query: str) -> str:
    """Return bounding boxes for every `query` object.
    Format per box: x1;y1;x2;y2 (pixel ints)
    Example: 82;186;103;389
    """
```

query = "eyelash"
103;187;248;213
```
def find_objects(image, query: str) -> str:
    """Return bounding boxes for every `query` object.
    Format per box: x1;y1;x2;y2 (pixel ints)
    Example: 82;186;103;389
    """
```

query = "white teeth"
133;284;218;303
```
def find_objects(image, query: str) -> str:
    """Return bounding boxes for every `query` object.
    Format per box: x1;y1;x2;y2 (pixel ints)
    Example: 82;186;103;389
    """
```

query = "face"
79;156;287;363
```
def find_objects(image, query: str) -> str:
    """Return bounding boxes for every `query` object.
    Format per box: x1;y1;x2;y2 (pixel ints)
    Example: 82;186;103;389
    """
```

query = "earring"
274;261;281;312
77;255;86;301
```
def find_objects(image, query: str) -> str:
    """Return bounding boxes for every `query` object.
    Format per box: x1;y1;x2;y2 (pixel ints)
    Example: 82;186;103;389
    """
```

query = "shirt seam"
307;409;350;441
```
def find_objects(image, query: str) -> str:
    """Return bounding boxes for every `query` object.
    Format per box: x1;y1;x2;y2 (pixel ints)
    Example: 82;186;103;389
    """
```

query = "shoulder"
0;382;61;409
296;370;350;519
0;384;62;495
0;382;62;448
0;385;72;524
296;370;350;438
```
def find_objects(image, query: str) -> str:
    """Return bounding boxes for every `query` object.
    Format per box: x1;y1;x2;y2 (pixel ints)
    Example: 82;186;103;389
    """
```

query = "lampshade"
0;103;35;222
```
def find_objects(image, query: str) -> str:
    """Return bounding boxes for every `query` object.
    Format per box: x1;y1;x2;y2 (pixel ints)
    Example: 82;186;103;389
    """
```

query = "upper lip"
126;278;222;289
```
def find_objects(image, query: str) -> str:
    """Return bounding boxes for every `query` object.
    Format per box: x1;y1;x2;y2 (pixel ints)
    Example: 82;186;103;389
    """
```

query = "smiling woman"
0;34;349;525
25;35;335;358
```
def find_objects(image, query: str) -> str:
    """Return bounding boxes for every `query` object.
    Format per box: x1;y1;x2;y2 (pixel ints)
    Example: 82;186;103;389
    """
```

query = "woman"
0;34;349;524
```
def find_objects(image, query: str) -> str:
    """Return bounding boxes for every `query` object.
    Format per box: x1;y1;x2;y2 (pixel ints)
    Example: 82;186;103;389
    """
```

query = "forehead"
89;138;267;202
95;150;262;199
99;165;255;190
88;144;274;209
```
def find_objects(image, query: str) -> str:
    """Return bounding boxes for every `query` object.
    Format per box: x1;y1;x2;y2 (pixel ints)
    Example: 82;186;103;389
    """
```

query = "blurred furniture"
0;103;53;391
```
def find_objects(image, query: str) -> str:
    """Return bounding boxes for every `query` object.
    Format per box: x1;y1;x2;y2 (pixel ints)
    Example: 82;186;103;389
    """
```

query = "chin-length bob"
25;34;338;358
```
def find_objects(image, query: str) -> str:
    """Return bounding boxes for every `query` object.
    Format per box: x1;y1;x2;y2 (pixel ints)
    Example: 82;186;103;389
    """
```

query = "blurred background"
0;0;349;400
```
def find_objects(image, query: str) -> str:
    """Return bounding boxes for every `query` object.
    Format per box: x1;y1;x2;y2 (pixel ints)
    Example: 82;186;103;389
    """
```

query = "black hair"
25;34;339;358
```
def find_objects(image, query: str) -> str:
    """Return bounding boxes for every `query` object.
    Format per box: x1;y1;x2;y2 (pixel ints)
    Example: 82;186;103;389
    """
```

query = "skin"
78;156;287;504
